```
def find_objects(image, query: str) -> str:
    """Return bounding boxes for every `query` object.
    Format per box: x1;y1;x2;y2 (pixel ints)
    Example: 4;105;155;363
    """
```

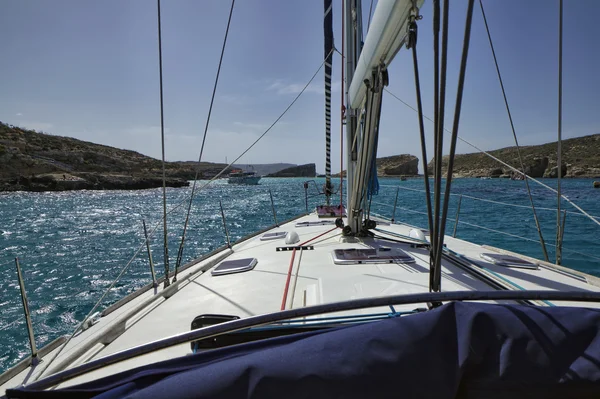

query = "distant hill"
427;134;600;178
0;122;231;191
232;163;295;176
267;163;316;177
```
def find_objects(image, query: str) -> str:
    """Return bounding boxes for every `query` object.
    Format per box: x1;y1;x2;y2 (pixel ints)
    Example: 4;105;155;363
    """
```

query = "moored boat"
227;169;261;185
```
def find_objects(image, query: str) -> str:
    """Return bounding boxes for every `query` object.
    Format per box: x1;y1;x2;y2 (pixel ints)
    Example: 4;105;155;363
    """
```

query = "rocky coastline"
427;134;600;178
0;173;189;192
0;122;222;192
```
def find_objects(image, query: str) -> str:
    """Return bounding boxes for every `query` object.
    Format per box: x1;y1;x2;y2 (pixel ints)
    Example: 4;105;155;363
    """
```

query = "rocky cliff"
0;122;231;191
427;134;600;178
376;154;419;176
266;163;316;177
334;154;419;177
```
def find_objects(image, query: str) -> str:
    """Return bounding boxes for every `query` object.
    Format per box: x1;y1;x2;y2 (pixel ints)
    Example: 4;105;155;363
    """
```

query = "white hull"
3;211;599;391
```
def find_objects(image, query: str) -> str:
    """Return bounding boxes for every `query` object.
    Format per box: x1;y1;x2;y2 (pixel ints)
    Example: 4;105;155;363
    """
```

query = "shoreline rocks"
0;173;189;192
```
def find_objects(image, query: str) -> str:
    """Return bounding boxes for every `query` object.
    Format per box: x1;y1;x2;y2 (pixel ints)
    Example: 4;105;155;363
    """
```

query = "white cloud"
15;113;22;116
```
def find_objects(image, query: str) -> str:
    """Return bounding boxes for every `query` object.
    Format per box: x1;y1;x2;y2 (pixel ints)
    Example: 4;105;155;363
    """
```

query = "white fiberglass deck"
2;212;600;391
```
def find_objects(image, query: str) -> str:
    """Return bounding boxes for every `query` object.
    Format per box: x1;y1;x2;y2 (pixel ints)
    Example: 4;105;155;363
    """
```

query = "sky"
1;0;599;174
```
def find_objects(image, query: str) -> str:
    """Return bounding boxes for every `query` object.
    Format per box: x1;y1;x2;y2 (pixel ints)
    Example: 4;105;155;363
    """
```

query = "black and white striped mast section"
324;0;334;204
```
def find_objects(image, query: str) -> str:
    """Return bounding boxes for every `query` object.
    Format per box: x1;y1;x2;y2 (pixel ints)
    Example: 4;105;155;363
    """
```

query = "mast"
345;0;419;234
343;0;359;231
324;0;334;204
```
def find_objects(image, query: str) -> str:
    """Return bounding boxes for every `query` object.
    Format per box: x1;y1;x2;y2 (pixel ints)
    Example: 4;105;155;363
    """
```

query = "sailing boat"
4;0;600;397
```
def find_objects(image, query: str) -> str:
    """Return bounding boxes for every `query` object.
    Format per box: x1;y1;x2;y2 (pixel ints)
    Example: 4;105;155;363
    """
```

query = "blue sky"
1;0;599;173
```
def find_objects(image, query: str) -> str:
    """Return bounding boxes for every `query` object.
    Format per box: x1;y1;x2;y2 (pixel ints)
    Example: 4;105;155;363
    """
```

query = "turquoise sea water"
1;177;599;372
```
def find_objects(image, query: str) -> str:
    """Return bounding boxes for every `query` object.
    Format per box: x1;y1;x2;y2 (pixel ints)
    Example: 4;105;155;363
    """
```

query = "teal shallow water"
1;177;599;372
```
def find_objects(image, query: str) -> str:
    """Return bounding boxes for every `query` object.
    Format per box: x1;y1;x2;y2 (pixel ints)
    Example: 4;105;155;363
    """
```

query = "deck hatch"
479;253;538;270
212;258;258;276
260;232;287;241
332;248;415;264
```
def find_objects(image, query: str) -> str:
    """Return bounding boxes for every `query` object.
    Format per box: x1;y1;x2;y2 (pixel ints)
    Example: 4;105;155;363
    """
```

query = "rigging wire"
377;184;600;219
382;89;600;228
158;49;333;229
431;0;441;279
432;0;475;293
340;0;345;210
157;0;170;289
431;0;452;293
173;0;236;283
478;0;549;262
556;0;564;264
36;238;149;379
407;14;434;243
371;202;600;264
367;0;374;32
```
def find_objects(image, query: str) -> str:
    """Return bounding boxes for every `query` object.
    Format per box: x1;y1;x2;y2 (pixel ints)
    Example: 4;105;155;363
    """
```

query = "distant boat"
227;169;261;185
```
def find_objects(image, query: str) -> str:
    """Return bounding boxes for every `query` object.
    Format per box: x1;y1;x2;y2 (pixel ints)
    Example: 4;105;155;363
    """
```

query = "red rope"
280;226;338;310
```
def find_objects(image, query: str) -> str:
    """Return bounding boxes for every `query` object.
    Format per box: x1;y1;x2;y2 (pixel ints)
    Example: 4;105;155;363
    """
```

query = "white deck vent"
332;248;415;265
212;258;258;276
260;232;287;241
479;253;539;270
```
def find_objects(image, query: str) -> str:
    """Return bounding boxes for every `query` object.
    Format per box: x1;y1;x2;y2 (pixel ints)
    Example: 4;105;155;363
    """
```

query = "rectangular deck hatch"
479;253;538;270
260;231;287;241
332;248;415;265
212;258;258;276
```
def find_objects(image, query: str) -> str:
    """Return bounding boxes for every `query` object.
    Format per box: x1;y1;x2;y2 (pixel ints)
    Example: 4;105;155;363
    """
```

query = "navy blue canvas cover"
7;302;600;399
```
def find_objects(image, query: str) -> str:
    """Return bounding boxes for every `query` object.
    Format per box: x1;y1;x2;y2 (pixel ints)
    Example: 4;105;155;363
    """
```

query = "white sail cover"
348;0;423;109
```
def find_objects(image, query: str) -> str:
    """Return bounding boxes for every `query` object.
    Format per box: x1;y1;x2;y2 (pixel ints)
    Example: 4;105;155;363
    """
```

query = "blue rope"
367;158;379;198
